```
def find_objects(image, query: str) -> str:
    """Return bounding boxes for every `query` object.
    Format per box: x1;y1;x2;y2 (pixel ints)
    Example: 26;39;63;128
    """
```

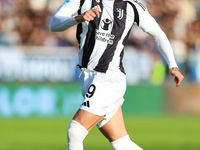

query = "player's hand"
74;7;100;23
169;67;184;87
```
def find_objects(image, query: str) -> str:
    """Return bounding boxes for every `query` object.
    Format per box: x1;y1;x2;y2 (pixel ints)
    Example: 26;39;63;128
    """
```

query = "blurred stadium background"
0;0;200;150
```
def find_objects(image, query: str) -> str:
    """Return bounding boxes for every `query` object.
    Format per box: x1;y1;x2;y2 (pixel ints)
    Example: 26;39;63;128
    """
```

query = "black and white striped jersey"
50;0;178;73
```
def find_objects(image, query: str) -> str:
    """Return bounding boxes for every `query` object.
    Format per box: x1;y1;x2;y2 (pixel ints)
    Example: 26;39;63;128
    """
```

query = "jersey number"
86;84;96;98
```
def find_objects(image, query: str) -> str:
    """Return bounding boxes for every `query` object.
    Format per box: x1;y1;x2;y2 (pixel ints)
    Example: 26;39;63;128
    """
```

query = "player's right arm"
74;7;100;23
50;0;80;32
50;0;99;32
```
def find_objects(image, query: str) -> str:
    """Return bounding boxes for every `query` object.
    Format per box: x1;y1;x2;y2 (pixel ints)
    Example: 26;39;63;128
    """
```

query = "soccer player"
50;0;184;149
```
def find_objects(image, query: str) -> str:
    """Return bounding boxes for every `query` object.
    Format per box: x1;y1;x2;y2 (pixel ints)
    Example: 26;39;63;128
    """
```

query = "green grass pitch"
0;116;200;150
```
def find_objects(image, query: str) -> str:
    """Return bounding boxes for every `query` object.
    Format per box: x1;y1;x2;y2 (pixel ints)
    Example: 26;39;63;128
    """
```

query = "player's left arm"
169;67;184;87
134;2;184;87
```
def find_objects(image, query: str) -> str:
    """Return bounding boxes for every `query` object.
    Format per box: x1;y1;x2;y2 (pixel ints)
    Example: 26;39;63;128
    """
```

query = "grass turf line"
0;116;200;150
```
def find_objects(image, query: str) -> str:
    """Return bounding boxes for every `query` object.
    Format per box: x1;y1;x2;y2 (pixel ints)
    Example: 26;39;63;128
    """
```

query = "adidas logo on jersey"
82;101;90;107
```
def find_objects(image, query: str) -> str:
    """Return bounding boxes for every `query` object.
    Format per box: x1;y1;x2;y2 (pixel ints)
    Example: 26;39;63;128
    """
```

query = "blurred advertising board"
0;83;164;118
0;46;79;82
0;84;83;117
0;46;166;118
0;46;164;85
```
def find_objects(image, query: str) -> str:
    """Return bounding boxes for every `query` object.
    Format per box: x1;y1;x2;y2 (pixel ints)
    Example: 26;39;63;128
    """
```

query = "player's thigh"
73;109;104;131
99;106;128;142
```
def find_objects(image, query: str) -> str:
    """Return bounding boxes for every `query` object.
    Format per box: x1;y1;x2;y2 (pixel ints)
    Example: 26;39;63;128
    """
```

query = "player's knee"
67;120;88;143
67;127;78;141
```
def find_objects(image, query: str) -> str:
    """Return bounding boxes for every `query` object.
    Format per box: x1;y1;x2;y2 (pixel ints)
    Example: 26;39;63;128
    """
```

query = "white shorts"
79;69;126;128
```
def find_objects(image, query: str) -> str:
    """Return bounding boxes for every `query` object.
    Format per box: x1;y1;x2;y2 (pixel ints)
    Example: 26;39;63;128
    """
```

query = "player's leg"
99;106;127;141
73;109;105;131
67;109;104;150
99;106;143;150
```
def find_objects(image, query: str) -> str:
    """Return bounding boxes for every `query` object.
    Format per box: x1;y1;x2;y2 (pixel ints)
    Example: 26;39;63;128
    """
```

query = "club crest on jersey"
116;8;124;20
95;0;100;3
100;18;112;30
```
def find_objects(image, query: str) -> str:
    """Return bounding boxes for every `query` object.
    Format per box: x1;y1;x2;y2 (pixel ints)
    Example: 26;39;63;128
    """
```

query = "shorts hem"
79;106;105;117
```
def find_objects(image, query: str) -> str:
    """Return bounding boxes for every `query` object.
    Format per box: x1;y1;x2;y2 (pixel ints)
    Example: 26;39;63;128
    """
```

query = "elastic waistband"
77;65;96;78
